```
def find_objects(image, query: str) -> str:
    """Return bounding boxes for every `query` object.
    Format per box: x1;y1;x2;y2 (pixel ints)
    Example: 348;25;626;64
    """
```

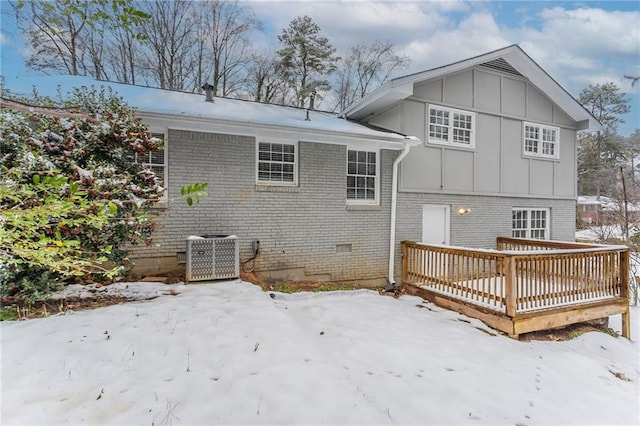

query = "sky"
1;280;638;424
0;0;639;136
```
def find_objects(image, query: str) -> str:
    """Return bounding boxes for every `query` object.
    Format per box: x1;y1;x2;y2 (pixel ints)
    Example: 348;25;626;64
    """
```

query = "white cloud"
516;7;640;95
255;4;510;77
571;73;638;95
246;2;640;102
249;2;639;98
538;7;639;55
250;1;452;54
398;12;511;73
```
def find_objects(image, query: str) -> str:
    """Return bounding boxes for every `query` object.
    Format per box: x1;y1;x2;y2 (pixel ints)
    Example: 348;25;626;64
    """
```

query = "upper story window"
428;105;475;148
512;208;549;240
256;140;297;185
523;122;559;159
347;149;378;204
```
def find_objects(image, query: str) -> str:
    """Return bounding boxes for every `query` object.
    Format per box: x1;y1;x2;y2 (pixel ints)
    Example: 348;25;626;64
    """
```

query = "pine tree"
277;16;338;108
577;83;630;198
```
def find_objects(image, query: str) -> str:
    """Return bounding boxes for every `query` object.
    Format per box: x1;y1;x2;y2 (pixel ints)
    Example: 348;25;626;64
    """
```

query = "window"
428;105;475;148
132;132;166;198
523;122;559;159
256;141;297;185
512;208;549;239
347;149;378;203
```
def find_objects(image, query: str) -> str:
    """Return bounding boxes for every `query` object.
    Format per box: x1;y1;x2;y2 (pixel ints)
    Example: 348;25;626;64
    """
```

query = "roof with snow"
577;195;613;205
577;195;640;212
2;75;415;146
343;44;599;132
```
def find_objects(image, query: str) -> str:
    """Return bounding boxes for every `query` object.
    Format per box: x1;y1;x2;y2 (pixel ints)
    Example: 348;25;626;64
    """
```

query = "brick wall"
392;192;576;281
131;129;398;283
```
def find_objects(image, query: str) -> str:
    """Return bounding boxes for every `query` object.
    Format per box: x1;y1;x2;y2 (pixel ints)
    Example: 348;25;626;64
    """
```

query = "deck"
401;237;631;339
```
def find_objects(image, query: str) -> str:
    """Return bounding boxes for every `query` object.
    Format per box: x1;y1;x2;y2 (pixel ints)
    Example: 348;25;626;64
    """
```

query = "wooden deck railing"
509;249;623;311
496;236;600;251
402;242;508;310
402;238;630;338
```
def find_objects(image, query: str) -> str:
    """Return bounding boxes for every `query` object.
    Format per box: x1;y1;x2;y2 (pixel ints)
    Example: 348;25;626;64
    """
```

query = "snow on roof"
577;195;610;205
2;75;412;144
577;195;640;212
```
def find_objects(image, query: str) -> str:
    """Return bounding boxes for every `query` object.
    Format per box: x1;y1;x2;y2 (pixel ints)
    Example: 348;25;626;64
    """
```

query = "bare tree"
122;0;261;93
137;0;197;90
244;50;285;103
14;0;92;76
105;23;140;85
194;0;261;96
334;40;409;112
11;0;149;79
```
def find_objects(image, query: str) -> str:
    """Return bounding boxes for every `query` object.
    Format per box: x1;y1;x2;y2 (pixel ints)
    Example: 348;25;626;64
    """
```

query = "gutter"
387;136;419;290
138;111;408;149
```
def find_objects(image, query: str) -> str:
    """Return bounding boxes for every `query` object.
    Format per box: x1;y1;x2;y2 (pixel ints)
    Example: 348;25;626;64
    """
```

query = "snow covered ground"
1;280;639;425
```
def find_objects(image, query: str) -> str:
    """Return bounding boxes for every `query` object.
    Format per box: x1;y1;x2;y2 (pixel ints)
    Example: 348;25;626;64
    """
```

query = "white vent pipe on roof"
309;91;316;111
202;83;214;102
305;91;317;121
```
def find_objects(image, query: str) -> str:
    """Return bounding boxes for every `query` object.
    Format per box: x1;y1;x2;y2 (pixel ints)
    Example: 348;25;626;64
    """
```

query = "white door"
421;205;451;279
421;205;450;245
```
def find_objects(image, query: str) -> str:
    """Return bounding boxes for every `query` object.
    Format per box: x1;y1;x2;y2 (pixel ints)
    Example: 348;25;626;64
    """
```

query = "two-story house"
7;45;599;286
344;44;599;279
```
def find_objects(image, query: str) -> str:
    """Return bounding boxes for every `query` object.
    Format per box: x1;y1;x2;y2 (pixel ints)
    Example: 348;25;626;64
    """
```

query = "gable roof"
2;75;415;148
343;44;599;132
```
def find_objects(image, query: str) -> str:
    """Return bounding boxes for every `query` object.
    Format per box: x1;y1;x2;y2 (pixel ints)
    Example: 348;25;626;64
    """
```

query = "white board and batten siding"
368;67;578;199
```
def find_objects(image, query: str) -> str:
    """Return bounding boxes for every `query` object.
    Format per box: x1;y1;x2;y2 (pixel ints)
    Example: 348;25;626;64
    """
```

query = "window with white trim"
347;149;378;203
256;141;297;185
428;105;475;148
512;208;550;239
523;122;559;159
132;132;167;198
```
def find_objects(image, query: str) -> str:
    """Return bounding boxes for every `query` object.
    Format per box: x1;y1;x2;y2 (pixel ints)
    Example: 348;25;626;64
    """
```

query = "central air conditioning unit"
186;235;239;282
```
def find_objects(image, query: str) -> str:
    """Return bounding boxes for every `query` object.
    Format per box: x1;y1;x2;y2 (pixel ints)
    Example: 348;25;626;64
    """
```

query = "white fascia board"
342;81;392;118
345;47;518;121
343;81;413;120
347;44;600;131
139;112;410;151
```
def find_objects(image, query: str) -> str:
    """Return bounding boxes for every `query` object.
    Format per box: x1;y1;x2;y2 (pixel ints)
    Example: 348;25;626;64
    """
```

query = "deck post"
504;256;516;318
401;241;411;285
619;249;631;339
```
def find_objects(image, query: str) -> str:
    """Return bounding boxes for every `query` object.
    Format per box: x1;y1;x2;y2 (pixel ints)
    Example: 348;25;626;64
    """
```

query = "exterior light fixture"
458;208;471;215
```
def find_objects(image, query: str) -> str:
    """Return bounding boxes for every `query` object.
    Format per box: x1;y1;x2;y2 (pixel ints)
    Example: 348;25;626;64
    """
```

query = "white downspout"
387;138;415;289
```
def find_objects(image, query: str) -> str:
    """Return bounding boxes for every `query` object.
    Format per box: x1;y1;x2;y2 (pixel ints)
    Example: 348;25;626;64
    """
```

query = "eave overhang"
344;45;600;132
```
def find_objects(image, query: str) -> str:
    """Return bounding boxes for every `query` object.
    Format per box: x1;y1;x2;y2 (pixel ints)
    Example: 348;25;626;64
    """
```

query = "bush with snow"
0;85;163;301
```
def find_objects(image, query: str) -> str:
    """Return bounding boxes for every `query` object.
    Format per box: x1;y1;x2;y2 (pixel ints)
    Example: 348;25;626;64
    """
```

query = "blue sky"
1;0;638;136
